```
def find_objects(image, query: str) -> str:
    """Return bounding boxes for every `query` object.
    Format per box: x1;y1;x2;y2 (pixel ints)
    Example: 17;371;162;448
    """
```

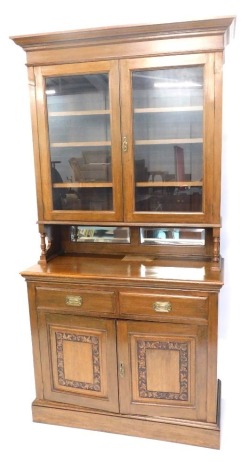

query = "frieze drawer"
36;286;116;314
119;291;208;323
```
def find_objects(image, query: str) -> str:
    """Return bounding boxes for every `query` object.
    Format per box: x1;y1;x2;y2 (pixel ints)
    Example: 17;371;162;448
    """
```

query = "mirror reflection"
71;226;130;243
140;228;205;245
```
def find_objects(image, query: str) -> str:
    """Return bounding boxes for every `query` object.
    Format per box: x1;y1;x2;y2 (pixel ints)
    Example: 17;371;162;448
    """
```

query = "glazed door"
34;61;123;222
117;320;208;420
38;313;119;412
120;54;216;224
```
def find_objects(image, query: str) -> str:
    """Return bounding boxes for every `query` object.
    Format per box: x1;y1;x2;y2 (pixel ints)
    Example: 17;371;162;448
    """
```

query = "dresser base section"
32;382;221;450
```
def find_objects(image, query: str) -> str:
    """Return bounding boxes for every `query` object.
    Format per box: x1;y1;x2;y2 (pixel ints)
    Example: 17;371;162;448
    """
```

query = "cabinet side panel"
28;67;44;221
212;52;223;223
26;281;44;398
207;293;219;421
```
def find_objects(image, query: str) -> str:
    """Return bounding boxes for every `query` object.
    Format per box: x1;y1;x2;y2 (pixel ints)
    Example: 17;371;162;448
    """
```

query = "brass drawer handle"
153;301;172;313
66;295;82;307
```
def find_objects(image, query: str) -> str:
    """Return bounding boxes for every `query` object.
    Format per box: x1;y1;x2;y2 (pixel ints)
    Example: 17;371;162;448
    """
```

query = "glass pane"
71;226;130;243
140;228;205;245
53;187;113;211
135;187;202;212
132;66;203;213
46;74;112;211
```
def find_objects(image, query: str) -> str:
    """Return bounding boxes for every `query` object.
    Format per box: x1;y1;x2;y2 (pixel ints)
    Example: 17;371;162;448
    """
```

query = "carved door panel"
38;313;119;412
117;320;208;420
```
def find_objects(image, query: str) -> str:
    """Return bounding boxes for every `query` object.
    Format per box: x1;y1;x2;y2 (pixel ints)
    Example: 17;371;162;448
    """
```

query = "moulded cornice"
11;16;235;52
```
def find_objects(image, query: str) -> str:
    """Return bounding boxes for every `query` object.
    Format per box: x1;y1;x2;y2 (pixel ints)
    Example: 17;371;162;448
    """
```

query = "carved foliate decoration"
56;332;101;391
137;340;189;400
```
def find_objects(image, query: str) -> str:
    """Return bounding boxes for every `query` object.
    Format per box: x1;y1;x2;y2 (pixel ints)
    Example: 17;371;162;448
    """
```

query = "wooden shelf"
53;182;113;188
134;106;203;114
135;138;203;145
136;181;203;187
49;110;110;116
50;141;111;147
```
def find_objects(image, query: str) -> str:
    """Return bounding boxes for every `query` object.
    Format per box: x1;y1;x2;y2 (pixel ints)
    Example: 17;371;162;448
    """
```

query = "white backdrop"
1;1;247;468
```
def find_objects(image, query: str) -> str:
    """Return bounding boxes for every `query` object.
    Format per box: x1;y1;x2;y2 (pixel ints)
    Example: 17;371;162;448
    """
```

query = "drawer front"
119;291;208;322
36;287;116;313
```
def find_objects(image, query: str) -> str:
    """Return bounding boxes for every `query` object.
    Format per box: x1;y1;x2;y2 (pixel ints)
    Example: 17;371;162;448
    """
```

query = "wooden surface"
13;17;233;448
11;18;235;226
21;254;223;288
21;254;222;448
38;313;119;411
11;17;235;56
32;394;221;449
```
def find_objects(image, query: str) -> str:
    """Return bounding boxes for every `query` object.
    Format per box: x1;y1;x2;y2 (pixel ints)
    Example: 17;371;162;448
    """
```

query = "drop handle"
119;362;125;378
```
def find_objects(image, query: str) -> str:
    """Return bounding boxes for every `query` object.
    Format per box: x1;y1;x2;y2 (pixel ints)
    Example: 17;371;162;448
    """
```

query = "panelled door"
120;53;216;225
38;313;119;412
33;53;219;226
117;320;208;420
38;313;208;419
34;61;123;222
